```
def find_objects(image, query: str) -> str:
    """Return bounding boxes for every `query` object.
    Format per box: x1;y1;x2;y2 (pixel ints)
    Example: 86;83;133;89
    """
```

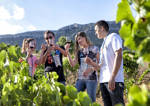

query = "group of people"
21;20;124;106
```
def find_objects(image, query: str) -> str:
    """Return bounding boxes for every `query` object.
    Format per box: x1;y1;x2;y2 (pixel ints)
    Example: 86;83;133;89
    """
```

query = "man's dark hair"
95;20;109;32
44;30;55;37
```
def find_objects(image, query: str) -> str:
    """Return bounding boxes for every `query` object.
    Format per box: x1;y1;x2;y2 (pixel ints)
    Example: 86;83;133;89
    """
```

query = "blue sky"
0;0;121;35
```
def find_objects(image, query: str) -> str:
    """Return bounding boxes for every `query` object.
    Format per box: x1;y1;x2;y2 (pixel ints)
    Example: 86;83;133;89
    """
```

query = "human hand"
52;44;59;50
83;68;91;77
41;44;47;52
108;77;115;91
84;56;92;65
18;58;24;63
46;46;53;54
65;43;70;55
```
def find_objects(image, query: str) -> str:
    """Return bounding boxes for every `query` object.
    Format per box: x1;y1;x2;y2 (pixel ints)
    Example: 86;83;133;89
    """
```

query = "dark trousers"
100;82;125;106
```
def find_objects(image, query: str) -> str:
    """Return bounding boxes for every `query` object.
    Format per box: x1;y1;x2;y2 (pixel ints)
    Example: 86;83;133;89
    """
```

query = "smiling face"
95;20;109;39
29;40;36;50
95;25;105;39
44;33;55;45
76;36;87;47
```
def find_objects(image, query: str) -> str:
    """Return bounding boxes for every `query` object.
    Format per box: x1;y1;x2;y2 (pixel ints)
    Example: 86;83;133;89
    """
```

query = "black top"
44;46;65;82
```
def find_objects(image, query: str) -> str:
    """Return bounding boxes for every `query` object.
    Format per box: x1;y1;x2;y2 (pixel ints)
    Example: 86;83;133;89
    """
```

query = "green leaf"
119;21;136;50
119;21;132;39
7;46;18;61
143;0;150;11
129;85;141;95
77;92;91;106
73;99;80;106
0;50;7;63
92;102;101;106
50;72;59;80
56;82;66;96
114;104;123;106
63;95;72;104
0;42;7;51
128;85;148;105
66;85;77;99
116;0;135;23
138;37;150;62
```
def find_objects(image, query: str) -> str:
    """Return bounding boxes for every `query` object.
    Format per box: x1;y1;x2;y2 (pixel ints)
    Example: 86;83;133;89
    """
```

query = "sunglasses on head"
45;36;53;40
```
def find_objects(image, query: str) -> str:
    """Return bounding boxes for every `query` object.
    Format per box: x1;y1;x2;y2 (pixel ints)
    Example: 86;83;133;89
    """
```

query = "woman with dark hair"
65;32;99;102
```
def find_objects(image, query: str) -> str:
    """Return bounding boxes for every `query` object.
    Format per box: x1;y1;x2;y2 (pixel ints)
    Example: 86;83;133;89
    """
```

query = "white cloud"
0;4;34;35
27;25;37;31
0;6;11;20
12;4;24;20
0;5;24;34
0;21;23;34
0;5;25;21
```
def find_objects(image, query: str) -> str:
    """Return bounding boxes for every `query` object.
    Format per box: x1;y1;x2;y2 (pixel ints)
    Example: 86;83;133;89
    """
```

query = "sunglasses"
30;46;34;49
66;41;71;44
45;36;53;40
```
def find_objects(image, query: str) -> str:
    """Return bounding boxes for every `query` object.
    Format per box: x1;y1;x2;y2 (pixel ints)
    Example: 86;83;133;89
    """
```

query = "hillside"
0;21;120;50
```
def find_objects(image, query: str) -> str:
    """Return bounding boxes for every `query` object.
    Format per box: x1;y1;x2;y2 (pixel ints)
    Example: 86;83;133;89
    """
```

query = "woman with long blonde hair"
21;38;29;54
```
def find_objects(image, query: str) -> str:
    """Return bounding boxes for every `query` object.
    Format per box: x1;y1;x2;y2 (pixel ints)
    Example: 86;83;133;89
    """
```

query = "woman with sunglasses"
65;32;99;102
41;30;67;85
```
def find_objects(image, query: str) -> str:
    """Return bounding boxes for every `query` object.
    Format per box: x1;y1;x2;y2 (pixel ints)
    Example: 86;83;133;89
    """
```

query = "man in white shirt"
85;20;124;106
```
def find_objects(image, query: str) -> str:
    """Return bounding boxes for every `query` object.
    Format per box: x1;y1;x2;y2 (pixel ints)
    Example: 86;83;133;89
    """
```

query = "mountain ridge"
0;21;120;50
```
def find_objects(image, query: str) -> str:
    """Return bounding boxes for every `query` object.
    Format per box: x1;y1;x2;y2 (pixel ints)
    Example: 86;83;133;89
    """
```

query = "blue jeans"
76;79;97;102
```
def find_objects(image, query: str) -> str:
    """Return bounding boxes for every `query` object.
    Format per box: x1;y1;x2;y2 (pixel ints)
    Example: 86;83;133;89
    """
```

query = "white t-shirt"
99;33;124;83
